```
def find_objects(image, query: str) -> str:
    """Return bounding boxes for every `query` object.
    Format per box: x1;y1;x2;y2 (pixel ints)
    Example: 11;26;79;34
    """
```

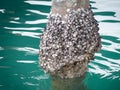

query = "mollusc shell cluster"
39;6;101;78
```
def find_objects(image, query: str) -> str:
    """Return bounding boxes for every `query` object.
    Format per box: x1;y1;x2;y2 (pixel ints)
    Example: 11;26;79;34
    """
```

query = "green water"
0;0;120;90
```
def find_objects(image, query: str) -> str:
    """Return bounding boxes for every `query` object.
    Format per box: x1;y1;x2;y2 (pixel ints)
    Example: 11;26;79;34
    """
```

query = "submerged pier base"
51;75;87;90
39;0;101;79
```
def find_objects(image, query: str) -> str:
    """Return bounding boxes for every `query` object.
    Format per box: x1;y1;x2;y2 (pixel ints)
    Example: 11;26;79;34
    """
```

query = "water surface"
0;0;120;90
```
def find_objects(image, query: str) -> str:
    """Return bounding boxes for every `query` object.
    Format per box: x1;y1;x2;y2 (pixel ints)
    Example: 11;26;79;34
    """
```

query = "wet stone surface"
39;6;101;78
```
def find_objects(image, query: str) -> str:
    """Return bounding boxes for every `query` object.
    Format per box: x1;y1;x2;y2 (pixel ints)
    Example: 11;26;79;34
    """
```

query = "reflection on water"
0;0;120;90
51;75;87;90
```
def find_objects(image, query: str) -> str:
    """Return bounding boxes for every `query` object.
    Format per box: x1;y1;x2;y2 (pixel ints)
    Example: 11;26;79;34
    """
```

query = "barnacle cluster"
39;6;101;78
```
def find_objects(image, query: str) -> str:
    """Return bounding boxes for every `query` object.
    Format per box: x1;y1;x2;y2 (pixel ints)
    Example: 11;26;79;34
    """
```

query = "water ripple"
99;23;120;37
11;31;41;38
27;9;49;16
23;82;39;86
30;74;49;80
88;34;120;80
89;52;120;79
0;57;3;60
94;11;116;16
16;60;36;64
0;9;5;13
89;62;112;78
24;1;51;6
25;19;48;24
13;47;39;55
0;85;4;87
0;47;4;51
14;17;20;20
9;21;21;24
92;0;120;19
4;27;44;31
102;39;120;54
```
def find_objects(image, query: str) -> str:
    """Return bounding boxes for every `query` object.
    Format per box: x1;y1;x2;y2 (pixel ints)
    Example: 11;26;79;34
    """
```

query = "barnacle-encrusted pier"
39;0;101;79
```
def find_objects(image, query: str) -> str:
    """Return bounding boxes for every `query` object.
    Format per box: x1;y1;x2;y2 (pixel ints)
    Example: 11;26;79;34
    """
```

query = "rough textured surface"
39;6;101;78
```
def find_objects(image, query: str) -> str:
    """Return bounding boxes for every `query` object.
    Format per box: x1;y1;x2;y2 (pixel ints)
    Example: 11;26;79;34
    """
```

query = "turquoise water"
0;0;120;90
